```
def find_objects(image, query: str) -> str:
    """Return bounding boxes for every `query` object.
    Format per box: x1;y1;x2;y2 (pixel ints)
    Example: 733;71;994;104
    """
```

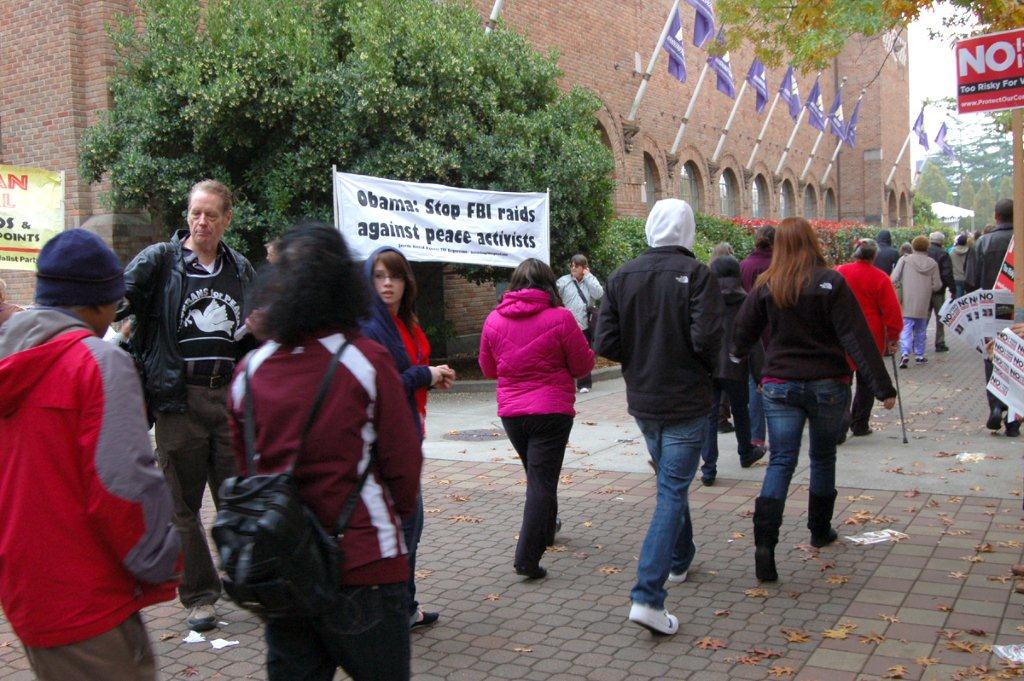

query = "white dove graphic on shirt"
186;301;234;335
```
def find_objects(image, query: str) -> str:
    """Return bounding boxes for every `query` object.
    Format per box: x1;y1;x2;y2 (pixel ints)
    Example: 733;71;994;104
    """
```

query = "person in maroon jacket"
739;225;774;453
228;224;422;681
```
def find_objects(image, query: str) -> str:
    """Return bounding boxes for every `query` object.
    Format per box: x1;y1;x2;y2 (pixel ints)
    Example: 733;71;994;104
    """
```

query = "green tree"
79;0;614;274
915;162;951;205
957;176;976;231
974;178;996;227
717;0;1024;69
913;194;941;229
928;118;1012;196
998;175;1014;202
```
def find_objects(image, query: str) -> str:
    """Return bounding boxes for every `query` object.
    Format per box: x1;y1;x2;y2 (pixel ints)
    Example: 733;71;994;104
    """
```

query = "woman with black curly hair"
228;223;422;681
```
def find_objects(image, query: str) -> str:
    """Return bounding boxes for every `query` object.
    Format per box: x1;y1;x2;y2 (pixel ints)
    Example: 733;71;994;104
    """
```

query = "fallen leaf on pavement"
846;495;874;501
484;594;501;601
447;515;483;523
904;489;921;498
975;542;994;553
731;531;745;539
714;609;730;617
938;604;953;612
822;628;848;639
734;655;762;665
937;629;961;640
745;587;770;598
915;657;939;666
967;629;987;637
695;636;727;650
512;646;533;653
597;566;621;575
582;521;593;528
767;666;794;678
159;633;176;641
946;640;975;653
882;665;908;679
748;646;782;659
781;628;810;643
859;632;886;644
949;571;968;579
825;575;850;585
879;613;899;623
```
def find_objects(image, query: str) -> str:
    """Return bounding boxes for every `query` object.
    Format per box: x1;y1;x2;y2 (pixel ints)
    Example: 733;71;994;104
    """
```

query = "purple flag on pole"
805;76;825;132
707;31;735;98
779;66;801;120
685;0;715;47
843;99;861;148
663;6;687;83
912;107;929;150
935;123;957;160
746;59;768;114
827;88;845;139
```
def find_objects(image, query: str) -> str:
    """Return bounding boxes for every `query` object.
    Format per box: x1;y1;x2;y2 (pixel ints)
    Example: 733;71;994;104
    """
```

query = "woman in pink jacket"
479;259;595;579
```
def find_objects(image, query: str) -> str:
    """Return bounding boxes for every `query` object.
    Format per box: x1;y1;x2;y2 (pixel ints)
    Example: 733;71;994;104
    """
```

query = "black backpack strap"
572;279;589;307
331;446;376;538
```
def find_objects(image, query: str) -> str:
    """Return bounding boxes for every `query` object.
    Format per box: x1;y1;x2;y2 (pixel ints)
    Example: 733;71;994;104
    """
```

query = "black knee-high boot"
753;497;786;582
807;490;838;548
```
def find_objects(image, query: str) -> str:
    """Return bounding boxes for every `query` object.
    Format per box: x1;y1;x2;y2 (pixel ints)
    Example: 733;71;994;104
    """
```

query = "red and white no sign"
956;28;1024;114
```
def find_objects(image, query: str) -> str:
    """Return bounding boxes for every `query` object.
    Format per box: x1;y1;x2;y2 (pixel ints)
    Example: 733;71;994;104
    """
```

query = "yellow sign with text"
0;165;64;271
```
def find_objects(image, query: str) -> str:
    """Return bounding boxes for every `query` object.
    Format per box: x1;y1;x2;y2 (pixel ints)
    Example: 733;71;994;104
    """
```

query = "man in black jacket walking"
927;232;955;352
596;199;722;636
118;180;256;631
965;199;1018;435
874;230;900;275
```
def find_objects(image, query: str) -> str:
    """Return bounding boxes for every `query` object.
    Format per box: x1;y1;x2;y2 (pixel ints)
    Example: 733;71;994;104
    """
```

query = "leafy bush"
80;0;614;269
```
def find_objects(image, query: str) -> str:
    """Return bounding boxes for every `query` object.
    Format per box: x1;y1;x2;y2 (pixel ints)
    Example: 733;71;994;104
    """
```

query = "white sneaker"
579;387;591;393
667;570;688;583
628;602;679;635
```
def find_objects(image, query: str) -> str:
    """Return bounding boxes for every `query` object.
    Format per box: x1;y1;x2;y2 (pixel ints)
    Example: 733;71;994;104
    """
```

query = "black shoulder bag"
212;340;372;619
573;279;598;330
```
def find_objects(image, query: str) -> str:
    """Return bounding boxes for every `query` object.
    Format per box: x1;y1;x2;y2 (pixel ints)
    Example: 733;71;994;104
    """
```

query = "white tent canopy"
931;201;975;229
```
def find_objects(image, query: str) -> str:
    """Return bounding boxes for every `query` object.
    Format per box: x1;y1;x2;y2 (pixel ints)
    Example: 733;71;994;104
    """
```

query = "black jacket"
595;246;722;420
927;243;955;294
874;230;900;275
715;275;748;383
118;230;256;414
965;223;1013;292
732;268;896;401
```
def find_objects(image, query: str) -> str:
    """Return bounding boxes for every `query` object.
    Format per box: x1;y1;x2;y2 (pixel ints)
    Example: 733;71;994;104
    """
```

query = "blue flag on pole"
805;76;825;132
843;99;861;148
707;31;735;98
746;59;768;114
685;0;715;48
912;107;929;150
827;88;845;139
935;123;956;161
663;6;687;83
779;66;801;120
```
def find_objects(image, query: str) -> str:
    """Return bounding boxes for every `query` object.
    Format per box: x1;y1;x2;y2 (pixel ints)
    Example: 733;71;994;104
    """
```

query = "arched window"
719;169;739;217
887;190;898;226
680;161;703;213
780;180;795;218
752;175;768;218
899;193;910;227
824;188;837;220
643;152;661;214
803;185;818;218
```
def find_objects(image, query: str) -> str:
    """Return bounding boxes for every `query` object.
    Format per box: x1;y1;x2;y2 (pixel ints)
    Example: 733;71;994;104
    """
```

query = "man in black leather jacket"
118;180;255;631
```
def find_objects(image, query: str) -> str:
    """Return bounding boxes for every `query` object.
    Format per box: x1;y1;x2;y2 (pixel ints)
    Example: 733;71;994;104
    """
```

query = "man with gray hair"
0;278;24;328
926;231;954;352
118;179;255;631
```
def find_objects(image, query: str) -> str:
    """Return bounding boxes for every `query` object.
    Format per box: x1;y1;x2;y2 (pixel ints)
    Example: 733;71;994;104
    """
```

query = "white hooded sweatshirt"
645;199;696;250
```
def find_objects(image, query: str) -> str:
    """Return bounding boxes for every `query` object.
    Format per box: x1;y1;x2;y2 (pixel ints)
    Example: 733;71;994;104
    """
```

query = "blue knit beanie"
35;229;126;306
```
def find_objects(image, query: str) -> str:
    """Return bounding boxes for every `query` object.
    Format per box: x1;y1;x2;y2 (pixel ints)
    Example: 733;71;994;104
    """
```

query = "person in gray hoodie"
949;233;971;299
596;199;722;636
890;236;941;368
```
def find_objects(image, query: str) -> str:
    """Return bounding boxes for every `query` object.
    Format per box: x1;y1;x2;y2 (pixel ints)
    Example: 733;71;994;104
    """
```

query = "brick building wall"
1;0;913;354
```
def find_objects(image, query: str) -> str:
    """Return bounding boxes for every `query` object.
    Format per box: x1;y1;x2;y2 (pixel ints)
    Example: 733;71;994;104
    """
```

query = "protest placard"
333;171;550;267
988;327;1024;417
0;165;65;271
994;236;1014;292
940;289;1015;352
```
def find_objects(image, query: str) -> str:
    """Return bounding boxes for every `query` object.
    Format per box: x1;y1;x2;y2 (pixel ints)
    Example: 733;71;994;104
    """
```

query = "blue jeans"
760;380;851;500
265;582;410;681
631;416;706;609
748;374;766;444
700;379;752;478
401;495;424;617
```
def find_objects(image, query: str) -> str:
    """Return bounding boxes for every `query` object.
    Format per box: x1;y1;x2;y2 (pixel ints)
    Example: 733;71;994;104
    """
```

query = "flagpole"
711;80;748;163
800;77;847;181
626;0;681;121
484;0;505;33
775;107;806;176
746;91;780;171
821;88;865;185
670;62;710;154
885;131;914;187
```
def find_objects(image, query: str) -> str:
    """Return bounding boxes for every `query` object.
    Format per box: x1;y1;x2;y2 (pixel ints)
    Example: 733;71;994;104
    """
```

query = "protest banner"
333;171;550;268
988;327;1024;418
995;235;1015;292
0;165;64;271
956;28;1024;115
940;289;1015;352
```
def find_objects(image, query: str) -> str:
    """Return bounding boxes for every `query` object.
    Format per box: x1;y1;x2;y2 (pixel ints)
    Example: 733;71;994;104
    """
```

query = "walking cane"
886;336;909;445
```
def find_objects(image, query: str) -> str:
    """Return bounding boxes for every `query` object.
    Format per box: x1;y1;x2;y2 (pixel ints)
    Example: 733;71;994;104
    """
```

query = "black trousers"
849;371;874;432
576;328;594;390
501;414;574;570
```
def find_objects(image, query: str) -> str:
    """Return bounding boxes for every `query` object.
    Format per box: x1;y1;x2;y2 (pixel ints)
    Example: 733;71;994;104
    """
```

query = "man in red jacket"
0;230;180;681
836;239;903;438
